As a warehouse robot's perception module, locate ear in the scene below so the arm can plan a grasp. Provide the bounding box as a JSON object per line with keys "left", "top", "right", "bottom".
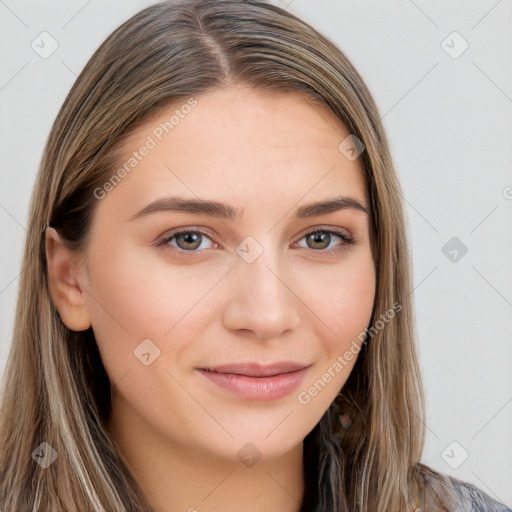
{"left": 45, "top": 227, "right": 91, "bottom": 332}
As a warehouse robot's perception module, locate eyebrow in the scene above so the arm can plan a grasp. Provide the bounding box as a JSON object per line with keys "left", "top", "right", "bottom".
{"left": 127, "top": 195, "right": 368, "bottom": 222}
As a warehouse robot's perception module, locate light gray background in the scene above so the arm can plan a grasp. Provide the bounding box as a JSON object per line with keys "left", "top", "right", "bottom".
{"left": 1, "top": 0, "right": 511, "bottom": 505}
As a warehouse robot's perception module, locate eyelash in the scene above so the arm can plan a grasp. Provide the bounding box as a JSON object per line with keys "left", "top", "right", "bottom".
{"left": 155, "top": 226, "right": 356, "bottom": 257}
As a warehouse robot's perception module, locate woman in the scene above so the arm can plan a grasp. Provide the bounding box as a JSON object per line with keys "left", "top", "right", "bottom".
{"left": 0, "top": 1, "right": 509, "bottom": 511}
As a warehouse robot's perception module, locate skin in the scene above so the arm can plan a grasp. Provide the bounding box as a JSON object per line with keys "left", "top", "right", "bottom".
{"left": 46, "top": 86, "right": 376, "bottom": 512}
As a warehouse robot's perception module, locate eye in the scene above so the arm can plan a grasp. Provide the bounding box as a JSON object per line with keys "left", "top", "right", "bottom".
{"left": 296, "top": 228, "right": 355, "bottom": 252}
{"left": 155, "top": 226, "right": 356, "bottom": 256}
{"left": 156, "top": 229, "right": 215, "bottom": 252}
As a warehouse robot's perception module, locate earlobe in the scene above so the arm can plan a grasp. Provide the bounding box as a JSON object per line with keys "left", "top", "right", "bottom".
{"left": 45, "top": 227, "right": 92, "bottom": 332}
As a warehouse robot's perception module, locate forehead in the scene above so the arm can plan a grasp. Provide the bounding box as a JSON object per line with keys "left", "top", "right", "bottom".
{"left": 100, "top": 87, "right": 368, "bottom": 216}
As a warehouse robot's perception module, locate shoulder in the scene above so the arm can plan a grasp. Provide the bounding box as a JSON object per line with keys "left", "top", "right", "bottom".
{"left": 421, "top": 473, "right": 512, "bottom": 512}
{"left": 449, "top": 478, "right": 512, "bottom": 512}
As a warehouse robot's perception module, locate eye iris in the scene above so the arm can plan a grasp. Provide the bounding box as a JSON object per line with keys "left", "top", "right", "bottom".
{"left": 307, "top": 232, "right": 330, "bottom": 249}
{"left": 176, "top": 232, "right": 201, "bottom": 250}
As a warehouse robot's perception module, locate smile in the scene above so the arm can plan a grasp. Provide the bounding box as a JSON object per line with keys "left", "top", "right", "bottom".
{"left": 197, "top": 362, "right": 311, "bottom": 401}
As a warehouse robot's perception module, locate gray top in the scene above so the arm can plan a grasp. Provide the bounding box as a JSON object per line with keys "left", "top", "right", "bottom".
{"left": 420, "top": 474, "right": 512, "bottom": 512}
{"left": 451, "top": 480, "right": 512, "bottom": 512}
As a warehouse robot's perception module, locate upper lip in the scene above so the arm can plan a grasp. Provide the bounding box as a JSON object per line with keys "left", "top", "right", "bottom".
{"left": 199, "top": 361, "right": 310, "bottom": 377}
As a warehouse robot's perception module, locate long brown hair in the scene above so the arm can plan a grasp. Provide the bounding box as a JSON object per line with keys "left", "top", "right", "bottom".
{"left": 0, "top": 1, "right": 458, "bottom": 510}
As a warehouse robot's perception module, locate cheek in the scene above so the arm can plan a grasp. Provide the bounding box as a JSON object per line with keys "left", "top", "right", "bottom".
{"left": 83, "top": 244, "right": 224, "bottom": 376}
{"left": 329, "top": 269, "right": 375, "bottom": 339}
{"left": 293, "top": 255, "right": 375, "bottom": 411}
{"left": 301, "top": 252, "right": 375, "bottom": 345}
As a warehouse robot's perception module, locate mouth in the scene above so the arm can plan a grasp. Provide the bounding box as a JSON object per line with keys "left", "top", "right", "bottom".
{"left": 197, "top": 361, "right": 311, "bottom": 401}
{"left": 199, "top": 361, "right": 310, "bottom": 377}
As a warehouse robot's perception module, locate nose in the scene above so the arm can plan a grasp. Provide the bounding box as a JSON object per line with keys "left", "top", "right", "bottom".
{"left": 221, "top": 247, "right": 301, "bottom": 340}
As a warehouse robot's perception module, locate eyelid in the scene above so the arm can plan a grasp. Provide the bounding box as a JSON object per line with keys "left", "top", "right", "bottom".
{"left": 299, "top": 224, "right": 353, "bottom": 240}
{"left": 154, "top": 226, "right": 218, "bottom": 248}
{"left": 155, "top": 224, "right": 356, "bottom": 257}
{"left": 155, "top": 225, "right": 216, "bottom": 240}
{"left": 293, "top": 226, "right": 356, "bottom": 253}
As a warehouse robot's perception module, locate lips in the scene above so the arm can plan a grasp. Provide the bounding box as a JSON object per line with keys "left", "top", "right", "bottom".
{"left": 200, "top": 361, "right": 309, "bottom": 377}
{"left": 197, "top": 361, "right": 311, "bottom": 401}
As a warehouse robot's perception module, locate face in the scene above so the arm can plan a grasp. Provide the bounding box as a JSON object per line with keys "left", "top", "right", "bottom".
{"left": 71, "top": 87, "right": 375, "bottom": 462}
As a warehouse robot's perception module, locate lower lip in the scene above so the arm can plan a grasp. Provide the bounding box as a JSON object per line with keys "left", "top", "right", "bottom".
{"left": 198, "top": 367, "right": 309, "bottom": 401}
